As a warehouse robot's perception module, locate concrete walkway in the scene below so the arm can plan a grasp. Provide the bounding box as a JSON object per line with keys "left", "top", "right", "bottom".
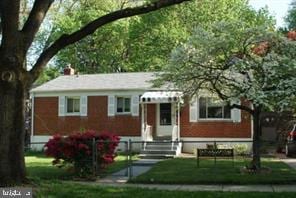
{"left": 98, "top": 159, "right": 162, "bottom": 183}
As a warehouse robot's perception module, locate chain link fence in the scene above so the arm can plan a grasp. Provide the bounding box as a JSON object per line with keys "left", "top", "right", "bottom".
{"left": 25, "top": 139, "right": 290, "bottom": 180}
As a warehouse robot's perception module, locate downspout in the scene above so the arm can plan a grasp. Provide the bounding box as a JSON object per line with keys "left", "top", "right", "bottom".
{"left": 30, "top": 92, "right": 35, "bottom": 141}
{"left": 178, "top": 101, "right": 181, "bottom": 141}
{"left": 250, "top": 103, "right": 254, "bottom": 140}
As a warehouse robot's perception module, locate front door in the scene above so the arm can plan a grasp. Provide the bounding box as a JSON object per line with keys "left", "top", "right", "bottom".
{"left": 156, "top": 103, "right": 174, "bottom": 137}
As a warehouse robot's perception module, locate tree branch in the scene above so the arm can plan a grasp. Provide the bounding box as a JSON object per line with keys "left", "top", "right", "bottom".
{"left": 209, "top": 78, "right": 228, "bottom": 100}
{"left": 29, "top": 0, "right": 191, "bottom": 81}
{"left": 0, "top": 0, "right": 20, "bottom": 48}
{"left": 209, "top": 76, "right": 255, "bottom": 115}
{"left": 0, "top": 10, "right": 2, "bottom": 35}
{"left": 231, "top": 103, "right": 254, "bottom": 115}
{"left": 22, "top": 0, "right": 54, "bottom": 51}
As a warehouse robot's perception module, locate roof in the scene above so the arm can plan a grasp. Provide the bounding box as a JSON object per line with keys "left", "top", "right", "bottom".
{"left": 31, "top": 72, "right": 164, "bottom": 93}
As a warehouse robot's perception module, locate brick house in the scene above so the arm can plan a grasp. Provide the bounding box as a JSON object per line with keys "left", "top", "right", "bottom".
{"left": 30, "top": 71, "right": 252, "bottom": 155}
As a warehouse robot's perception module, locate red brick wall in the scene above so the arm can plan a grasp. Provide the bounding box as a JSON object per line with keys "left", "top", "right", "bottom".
{"left": 180, "top": 102, "right": 251, "bottom": 138}
{"left": 34, "top": 96, "right": 251, "bottom": 138}
{"left": 34, "top": 96, "right": 141, "bottom": 136}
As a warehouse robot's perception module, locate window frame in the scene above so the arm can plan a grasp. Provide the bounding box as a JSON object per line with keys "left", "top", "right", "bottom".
{"left": 66, "top": 96, "right": 81, "bottom": 115}
{"left": 198, "top": 97, "right": 232, "bottom": 121}
{"left": 159, "top": 103, "right": 172, "bottom": 126}
{"left": 116, "top": 96, "right": 131, "bottom": 115}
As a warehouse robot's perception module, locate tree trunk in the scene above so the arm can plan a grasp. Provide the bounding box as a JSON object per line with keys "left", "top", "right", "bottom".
{"left": 251, "top": 106, "right": 262, "bottom": 169}
{"left": 0, "top": 69, "right": 27, "bottom": 186}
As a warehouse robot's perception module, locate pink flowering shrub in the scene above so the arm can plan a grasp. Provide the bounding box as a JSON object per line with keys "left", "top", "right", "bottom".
{"left": 44, "top": 130, "right": 120, "bottom": 177}
{"left": 287, "top": 30, "right": 296, "bottom": 41}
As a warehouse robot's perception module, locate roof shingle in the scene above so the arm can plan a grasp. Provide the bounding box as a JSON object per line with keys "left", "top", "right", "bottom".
{"left": 31, "top": 72, "right": 160, "bottom": 93}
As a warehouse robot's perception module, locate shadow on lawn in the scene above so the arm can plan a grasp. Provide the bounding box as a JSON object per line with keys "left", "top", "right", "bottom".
{"left": 130, "top": 158, "right": 296, "bottom": 185}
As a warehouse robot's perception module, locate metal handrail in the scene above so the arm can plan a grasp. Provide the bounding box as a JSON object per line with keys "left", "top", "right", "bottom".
{"left": 171, "top": 125, "right": 178, "bottom": 150}
{"left": 143, "top": 125, "right": 153, "bottom": 150}
{"left": 144, "top": 125, "right": 153, "bottom": 142}
{"left": 172, "top": 125, "right": 178, "bottom": 141}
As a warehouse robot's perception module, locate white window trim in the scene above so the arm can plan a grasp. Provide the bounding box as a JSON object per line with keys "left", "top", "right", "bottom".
{"left": 197, "top": 118, "right": 233, "bottom": 122}
{"left": 65, "top": 96, "right": 80, "bottom": 116}
{"left": 65, "top": 112, "right": 81, "bottom": 116}
{"left": 198, "top": 97, "right": 231, "bottom": 121}
{"left": 116, "top": 96, "right": 132, "bottom": 115}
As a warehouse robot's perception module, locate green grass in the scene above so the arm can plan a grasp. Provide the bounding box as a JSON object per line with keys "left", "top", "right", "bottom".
{"left": 25, "top": 152, "right": 131, "bottom": 181}
{"left": 26, "top": 153, "right": 74, "bottom": 181}
{"left": 25, "top": 153, "right": 296, "bottom": 197}
{"left": 131, "top": 158, "right": 296, "bottom": 184}
{"left": 35, "top": 181, "right": 296, "bottom": 198}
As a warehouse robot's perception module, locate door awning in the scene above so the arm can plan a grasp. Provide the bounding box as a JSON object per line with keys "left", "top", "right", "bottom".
{"left": 140, "top": 91, "right": 183, "bottom": 104}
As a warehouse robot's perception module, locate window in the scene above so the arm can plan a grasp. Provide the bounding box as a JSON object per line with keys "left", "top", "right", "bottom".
{"left": 199, "top": 97, "right": 231, "bottom": 119}
{"left": 116, "top": 97, "right": 131, "bottom": 113}
{"left": 159, "top": 103, "right": 172, "bottom": 125}
{"left": 66, "top": 97, "right": 80, "bottom": 114}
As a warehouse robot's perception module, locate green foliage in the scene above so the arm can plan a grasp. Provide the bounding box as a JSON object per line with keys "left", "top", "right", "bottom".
{"left": 285, "top": 0, "right": 296, "bottom": 30}
{"left": 37, "top": 0, "right": 275, "bottom": 73}
{"left": 46, "top": 0, "right": 131, "bottom": 73}
{"left": 35, "top": 67, "right": 60, "bottom": 85}
{"left": 216, "top": 144, "right": 249, "bottom": 155}
{"left": 233, "top": 144, "right": 249, "bottom": 155}
{"left": 44, "top": 131, "right": 120, "bottom": 178}
{"left": 126, "top": 0, "right": 275, "bottom": 71}
{"left": 159, "top": 22, "right": 296, "bottom": 112}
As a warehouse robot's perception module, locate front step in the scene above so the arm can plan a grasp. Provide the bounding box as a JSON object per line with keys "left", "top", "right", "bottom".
{"left": 141, "top": 150, "right": 176, "bottom": 155}
{"left": 138, "top": 154, "right": 175, "bottom": 159}
{"left": 133, "top": 159, "right": 164, "bottom": 166}
{"left": 139, "top": 141, "right": 181, "bottom": 159}
{"left": 154, "top": 136, "right": 171, "bottom": 141}
{"left": 144, "top": 146, "right": 178, "bottom": 150}
{"left": 144, "top": 143, "right": 179, "bottom": 150}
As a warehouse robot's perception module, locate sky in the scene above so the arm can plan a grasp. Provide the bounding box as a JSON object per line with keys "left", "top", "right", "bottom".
{"left": 249, "top": 0, "right": 293, "bottom": 27}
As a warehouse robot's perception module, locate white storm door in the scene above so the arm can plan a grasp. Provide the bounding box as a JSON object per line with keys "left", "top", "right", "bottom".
{"left": 156, "top": 103, "right": 174, "bottom": 137}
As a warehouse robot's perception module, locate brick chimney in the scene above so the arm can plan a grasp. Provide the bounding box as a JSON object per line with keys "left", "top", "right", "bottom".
{"left": 63, "top": 64, "right": 75, "bottom": 75}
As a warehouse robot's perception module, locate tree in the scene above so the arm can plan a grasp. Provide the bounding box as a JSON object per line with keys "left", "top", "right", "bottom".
{"left": 41, "top": 0, "right": 275, "bottom": 73}
{"left": 35, "top": 66, "right": 60, "bottom": 86}
{"left": 46, "top": 0, "right": 132, "bottom": 73}
{"left": 158, "top": 22, "right": 296, "bottom": 169}
{"left": 127, "top": 0, "right": 275, "bottom": 71}
{"left": 0, "top": 0, "right": 191, "bottom": 186}
{"left": 285, "top": 0, "right": 296, "bottom": 30}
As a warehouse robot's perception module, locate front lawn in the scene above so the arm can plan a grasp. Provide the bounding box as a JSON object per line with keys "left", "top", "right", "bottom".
{"left": 35, "top": 181, "right": 296, "bottom": 198}
{"left": 25, "top": 153, "right": 296, "bottom": 197}
{"left": 25, "top": 152, "right": 130, "bottom": 180}
{"left": 131, "top": 158, "right": 296, "bottom": 184}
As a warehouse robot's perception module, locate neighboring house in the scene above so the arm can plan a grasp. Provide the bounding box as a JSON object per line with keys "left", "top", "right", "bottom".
{"left": 30, "top": 69, "right": 252, "bottom": 155}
